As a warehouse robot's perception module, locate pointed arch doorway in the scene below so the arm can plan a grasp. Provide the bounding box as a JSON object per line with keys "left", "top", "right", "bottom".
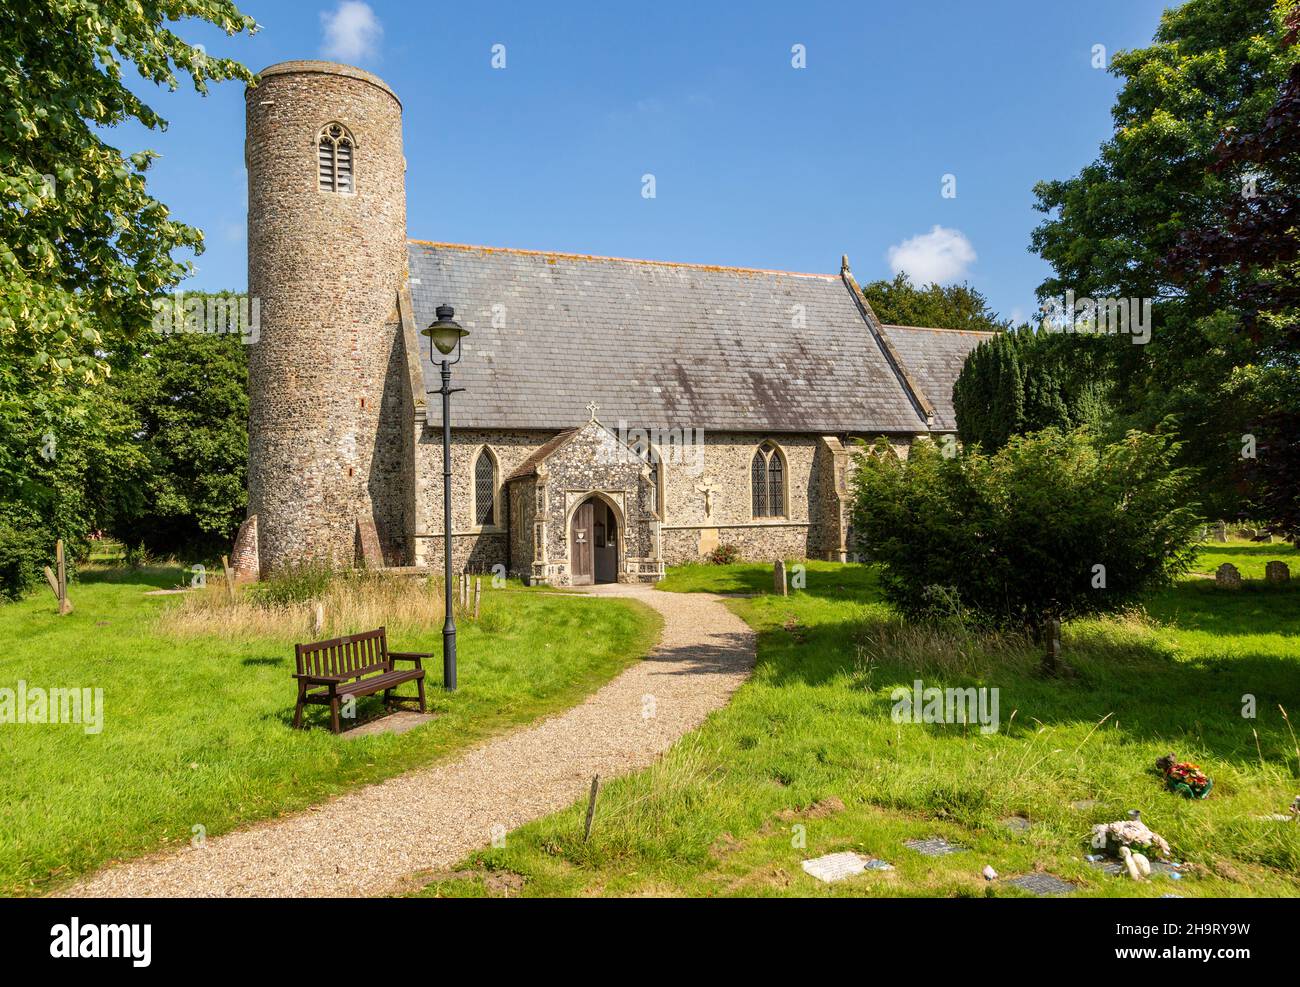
{"left": 570, "top": 495, "right": 620, "bottom": 586}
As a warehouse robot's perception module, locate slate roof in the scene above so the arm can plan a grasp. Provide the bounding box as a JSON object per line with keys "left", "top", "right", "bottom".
{"left": 506, "top": 428, "right": 578, "bottom": 481}
{"left": 407, "top": 242, "right": 970, "bottom": 434}
{"left": 880, "top": 325, "right": 994, "bottom": 431}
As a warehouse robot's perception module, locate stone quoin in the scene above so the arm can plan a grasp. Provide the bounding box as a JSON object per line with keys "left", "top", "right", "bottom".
{"left": 242, "top": 60, "right": 990, "bottom": 585}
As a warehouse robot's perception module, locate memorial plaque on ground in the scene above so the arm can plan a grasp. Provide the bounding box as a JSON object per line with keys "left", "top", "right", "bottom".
{"left": 904, "top": 837, "right": 965, "bottom": 856}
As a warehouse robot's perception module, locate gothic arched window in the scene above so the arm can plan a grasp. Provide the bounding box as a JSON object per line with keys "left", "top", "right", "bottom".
{"left": 474, "top": 448, "right": 497, "bottom": 527}
{"left": 317, "top": 123, "right": 355, "bottom": 193}
{"left": 751, "top": 441, "right": 786, "bottom": 518}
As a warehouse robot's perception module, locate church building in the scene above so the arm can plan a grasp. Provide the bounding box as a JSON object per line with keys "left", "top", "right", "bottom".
{"left": 236, "top": 60, "right": 990, "bottom": 585}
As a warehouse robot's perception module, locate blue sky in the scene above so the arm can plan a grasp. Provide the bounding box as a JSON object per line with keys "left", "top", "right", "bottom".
{"left": 125, "top": 0, "right": 1174, "bottom": 323}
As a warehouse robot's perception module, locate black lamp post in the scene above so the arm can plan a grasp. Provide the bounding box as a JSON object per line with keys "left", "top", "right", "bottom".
{"left": 422, "top": 304, "right": 469, "bottom": 691}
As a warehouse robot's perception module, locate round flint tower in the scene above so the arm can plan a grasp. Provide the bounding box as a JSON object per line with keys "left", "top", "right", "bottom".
{"left": 245, "top": 61, "right": 406, "bottom": 575}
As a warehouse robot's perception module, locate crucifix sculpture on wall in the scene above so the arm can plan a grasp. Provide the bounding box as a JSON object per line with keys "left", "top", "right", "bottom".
{"left": 694, "top": 480, "right": 722, "bottom": 520}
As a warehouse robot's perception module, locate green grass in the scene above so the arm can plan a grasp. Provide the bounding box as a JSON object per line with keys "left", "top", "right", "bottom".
{"left": 0, "top": 566, "right": 661, "bottom": 896}
{"left": 415, "top": 540, "right": 1300, "bottom": 898}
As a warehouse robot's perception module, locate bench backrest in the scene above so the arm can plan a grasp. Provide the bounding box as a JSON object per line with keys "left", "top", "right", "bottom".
{"left": 295, "top": 627, "right": 390, "bottom": 680}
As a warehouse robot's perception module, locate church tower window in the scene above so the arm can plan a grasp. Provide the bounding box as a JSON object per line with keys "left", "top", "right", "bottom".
{"left": 317, "top": 123, "right": 355, "bottom": 193}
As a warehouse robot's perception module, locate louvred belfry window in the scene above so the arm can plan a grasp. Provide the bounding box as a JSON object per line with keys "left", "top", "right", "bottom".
{"left": 318, "top": 123, "right": 355, "bottom": 193}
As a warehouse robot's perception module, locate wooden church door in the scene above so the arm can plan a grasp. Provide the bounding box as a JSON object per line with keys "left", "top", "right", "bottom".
{"left": 571, "top": 500, "right": 594, "bottom": 585}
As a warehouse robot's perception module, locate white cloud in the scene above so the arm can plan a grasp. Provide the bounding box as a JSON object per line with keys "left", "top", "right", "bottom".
{"left": 320, "top": 1, "right": 383, "bottom": 62}
{"left": 886, "top": 225, "right": 977, "bottom": 285}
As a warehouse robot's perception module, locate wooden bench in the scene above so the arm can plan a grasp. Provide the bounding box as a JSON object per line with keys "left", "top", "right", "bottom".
{"left": 292, "top": 627, "right": 430, "bottom": 733}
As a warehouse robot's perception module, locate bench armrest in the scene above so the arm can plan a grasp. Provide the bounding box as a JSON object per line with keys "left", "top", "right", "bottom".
{"left": 388, "top": 651, "right": 433, "bottom": 662}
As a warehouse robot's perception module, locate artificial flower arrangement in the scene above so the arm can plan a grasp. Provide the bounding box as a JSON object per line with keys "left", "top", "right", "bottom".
{"left": 1091, "top": 817, "right": 1173, "bottom": 860}
{"left": 1156, "top": 753, "right": 1213, "bottom": 799}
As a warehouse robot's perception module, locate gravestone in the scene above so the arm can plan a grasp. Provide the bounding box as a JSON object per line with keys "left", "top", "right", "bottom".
{"left": 1215, "top": 563, "right": 1242, "bottom": 589}
{"left": 1214, "top": 521, "right": 1227, "bottom": 543}
{"left": 1265, "top": 561, "right": 1290, "bottom": 585}
{"left": 774, "top": 559, "right": 788, "bottom": 596}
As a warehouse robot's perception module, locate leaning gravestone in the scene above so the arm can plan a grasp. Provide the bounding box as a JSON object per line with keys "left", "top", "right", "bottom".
{"left": 774, "top": 559, "right": 788, "bottom": 596}
{"left": 1266, "top": 561, "right": 1291, "bottom": 585}
{"left": 1215, "top": 563, "right": 1243, "bottom": 589}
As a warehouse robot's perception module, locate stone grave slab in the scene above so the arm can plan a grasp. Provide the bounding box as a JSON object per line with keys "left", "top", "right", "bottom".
{"left": 801, "top": 852, "right": 867, "bottom": 883}
{"left": 1001, "top": 816, "right": 1032, "bottom": 833}
{"left": 1006, "top": 873, "right": 1076, "bottom": 896}
{"left": 904, "top": 837, "right": 966, "bottom": 856}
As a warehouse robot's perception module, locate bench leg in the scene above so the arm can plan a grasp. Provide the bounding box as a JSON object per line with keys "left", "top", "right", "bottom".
{"left": 416, "top": 676, "right": 426, "bottom": 714}
{"left": 293, "top": 683, "right": 306, "bottom": 730}
{"left": 329, "top": 695, "right": 342, "bottom": 734}
{"left": 383, "top": 687, "right": 394, "bottom": 708}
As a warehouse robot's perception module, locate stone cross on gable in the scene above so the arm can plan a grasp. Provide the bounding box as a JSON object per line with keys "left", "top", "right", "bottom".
{"left": 586, "top": 401, "right": 599, "bottom": 422}
{"left": 694, "top": 480, "right": 722, "bottom": 519}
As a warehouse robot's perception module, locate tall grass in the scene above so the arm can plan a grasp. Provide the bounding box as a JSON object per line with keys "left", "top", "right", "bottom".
{"left": 157, "top": 563, "right": 467, "bottom": 641}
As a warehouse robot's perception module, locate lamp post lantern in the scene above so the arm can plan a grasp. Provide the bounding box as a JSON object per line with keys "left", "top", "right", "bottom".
{"left": 422, "top": 304, "right": 469, "bottom": 691}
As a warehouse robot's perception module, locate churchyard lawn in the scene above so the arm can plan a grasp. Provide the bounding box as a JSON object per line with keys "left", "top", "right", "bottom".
{"left": 415, "top": 543, "right": 1300, "bottom": 898}
{"left": 0, "top": 566, "right": 660, "bottom": 896}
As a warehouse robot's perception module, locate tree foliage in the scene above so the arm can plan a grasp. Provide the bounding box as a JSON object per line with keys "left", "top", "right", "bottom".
{"left": 953, "top": 329, "right": 1115, "bottom": 452}
{"left": 108, "top": 323, "right": 249, "bottom": 560}
{"left": 1167, "top": 4, "right": 1300, "bottom": 539}
{"left": 0, "top": 1, "right": 255, "bottom": 591}
{"left": 850, "top": 430, "right": 1203, "bottom": 633}
{"left": 0, "top": 0, "right": 256, "bottom": 388}
{"left": 860, "top": 272, "right": 1011, "bottom": 333}
{"left": 1029, "top": 0, "right": 1300, "bottom": 523}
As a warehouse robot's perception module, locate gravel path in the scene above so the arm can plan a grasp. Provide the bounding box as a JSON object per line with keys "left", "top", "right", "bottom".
{"left": 65, "top": 585, "right": 754, "bottom": 898}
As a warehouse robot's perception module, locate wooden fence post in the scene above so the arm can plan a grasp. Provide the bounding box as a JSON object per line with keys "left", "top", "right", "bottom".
{"left": 221, "top": 554, "right": 236, "bottom": 601}
{"left": 583, "top": 774, "right": 601, "bottom": 842}
{"left": 55, "top": 540, "right": 72, "bottom": 615}
{"left": 1042, "top": 616, "right": 1061, "bottom": 676}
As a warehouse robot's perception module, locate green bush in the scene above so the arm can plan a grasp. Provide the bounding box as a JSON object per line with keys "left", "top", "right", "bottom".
{"left": 0, "top": 523, "right": 48, "bottom": 601}
{"left": 850, "top": 428, "right": 1202, "bottom": 631}
{"left": 707, "top": 543, "right": 741, "bottom": 565}
{"left": 247, "top": 561, "right": 345, "bottom": 606}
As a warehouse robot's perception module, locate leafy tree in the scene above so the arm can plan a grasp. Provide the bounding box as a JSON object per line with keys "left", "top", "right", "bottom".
{"left": 1029, "top": 0, "right": 1299, "bottom": 521}
{"left": 953, "top": 329, "right": 1115, "bottom": 452}
{"left": 860, "top": 272, "right": 1011, "bottom": 333}
{"left": 0, "top": 1, "right": 256, "bottom": 590}
{"left": 850, "top": 429, "right": 1203, "bottom": 662}
{"left": 1167, "top": 5, "right": 1300, "bottom": 540}
{"left": 107, "top": 317, "right": 249, "bottom": 560}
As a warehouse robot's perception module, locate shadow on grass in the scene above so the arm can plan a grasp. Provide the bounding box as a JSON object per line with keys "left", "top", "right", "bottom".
{"left": 78, "top": 565, "right": 185, "bottom": 591}
{"left": 1145, "top": 581, "right": 1300, "bottom": 638}
{"left": 746, "top": 582, "right": 1300, "bottom": 772}
{"left": 662, "top": 561, "right": 881, "bottom": 602}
